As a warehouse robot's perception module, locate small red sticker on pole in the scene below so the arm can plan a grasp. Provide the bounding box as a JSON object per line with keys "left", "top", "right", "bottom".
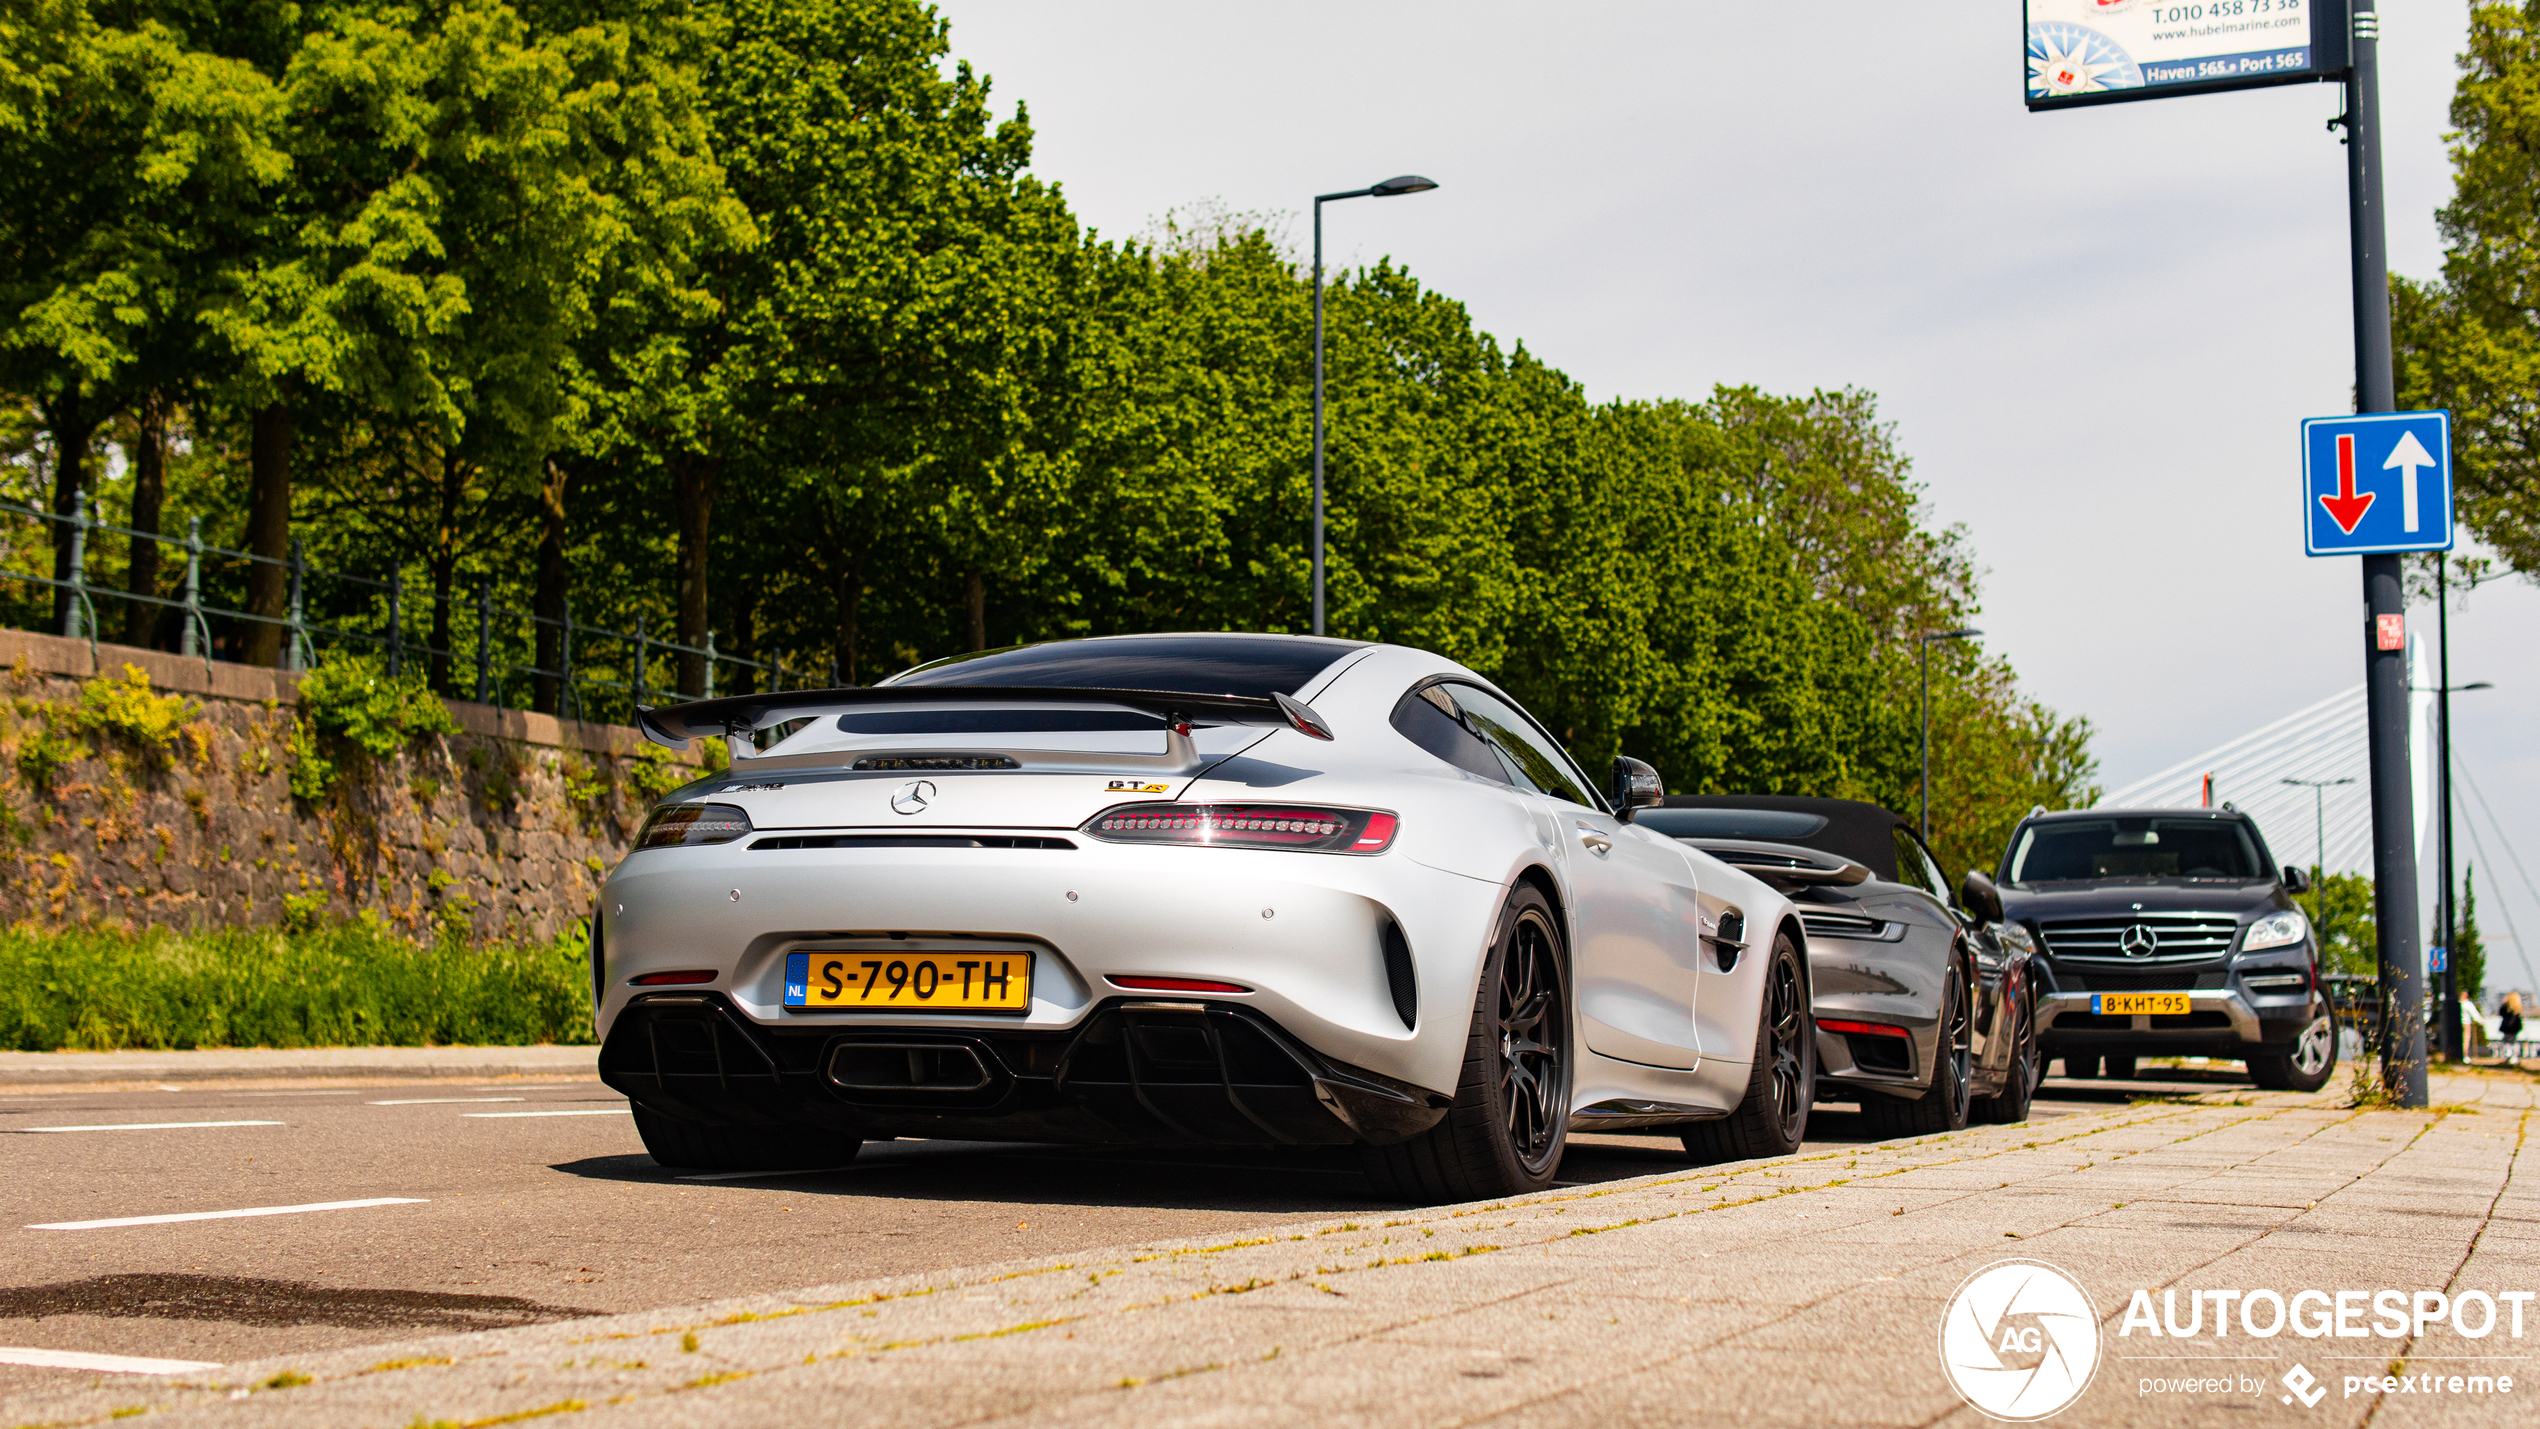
{"left": 2375, "top": 614, "right": 2405, "bottom": 651}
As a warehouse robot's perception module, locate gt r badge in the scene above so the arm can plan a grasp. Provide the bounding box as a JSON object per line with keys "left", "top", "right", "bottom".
{"left": 889, "top": 779, "right": 936, "bottom": 815}
{"left": 2121, "top": 924, "right": 2158, "bottom": 957}
{"left": 1105, "top": 780, "right": 1171, "bottom": 794}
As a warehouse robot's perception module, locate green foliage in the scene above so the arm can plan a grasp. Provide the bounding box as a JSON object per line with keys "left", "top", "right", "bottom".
{"left": 2393, "top": 2, "right": 2540, "bottom": 577}
{"left": 2308, "top": 870, "right": 2378, "bottom": 978}
{"left": 625, "top": 745, "right": 699, "bottom": 801}
{"left": 285, "top": 717, "right": 333, "bottom": 802}
{"left": 71, "top": 664, "right": 198, "bottom": 750}
{"left": 296, "top": 653, "right": 460, "bottom": 760}
{"left": 13, "top": 720, "right": 82, "bottom": 789}
{"left": 0, "top": 917, "right": 595, "bottom": 1050}
{"left": 2456, "top": 865, "right": 2487, "bottom": 1005}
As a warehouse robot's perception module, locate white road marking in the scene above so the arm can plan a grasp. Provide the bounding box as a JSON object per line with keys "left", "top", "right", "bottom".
{"left": 20, "top": 1121, "right": 284, "bottom": 1133}
{"left": 676, "top": 1165, "right": 863, "bottom": 1182}
{"left": 237, "top": 1090, "right": 360, "bottom": 1097}
{"left": 368, "top": 1097, "right": 526, "bottom": 1106}
{"left": 463, "top": 1108, "right": 631, "bottom": 1118}
{"left": 0, "top": 1346, "right": 221, "bottom": 1374}
{"left": 27, "top": 1198, "right": 426, "bottom": 1231}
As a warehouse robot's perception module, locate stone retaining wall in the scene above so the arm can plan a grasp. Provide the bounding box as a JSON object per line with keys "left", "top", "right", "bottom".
{"left": 0, "top": 629, "right": 715, "bottom": 942}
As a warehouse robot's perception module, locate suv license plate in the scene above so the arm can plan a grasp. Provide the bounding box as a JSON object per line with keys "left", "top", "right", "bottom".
{"left": 2092, "top": 992, "right": 2190, "bottom": 1016}
{"left": 785, "top": 952, "right": 1031, "bottom": 1013}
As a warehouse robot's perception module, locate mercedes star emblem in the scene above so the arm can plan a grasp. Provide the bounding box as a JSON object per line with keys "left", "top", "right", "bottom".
{"left": 2120, "top": 923, "right": 2159, "bottom": 957}
{"left": 889, "top": 779, "right": 936, "bottom": 816}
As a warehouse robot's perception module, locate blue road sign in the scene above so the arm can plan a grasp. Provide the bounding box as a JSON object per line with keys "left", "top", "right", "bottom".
{"left": 2301, "top": 411, "right": 2454, "bottom": 556}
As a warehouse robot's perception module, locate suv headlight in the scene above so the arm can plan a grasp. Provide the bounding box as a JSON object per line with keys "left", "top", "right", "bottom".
{"left": 2241, "top": 909, "right": 2309, "bottom": 953}
{"left": 637, "top": 802, "right": 754, "bottom": 848}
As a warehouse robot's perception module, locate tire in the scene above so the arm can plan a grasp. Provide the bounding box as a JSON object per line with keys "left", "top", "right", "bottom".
{"left": 1361, "top": 884, "right": 1571, "bottom": 1203}
{"left": 1862, "top": 963, "right": 1972, "bottom": 1139}
{"left": 2249, "top": 997, "right": 2338, "bottom": 1093}
{"left": 2063, "top": 1054, "right": 2100, "bottom": 1080}
{"left": 632, "top": 1104, "right": 862, "bottom": 1172}
{"left": 2103, "top": 1053, "right": 2138, "bottom": 1080}
{"left": 1682, "top": 930, "right": 1814, "bottom": 1164}
{"left": 1973, "top": 990, "right": 2037, "bottom": 1125}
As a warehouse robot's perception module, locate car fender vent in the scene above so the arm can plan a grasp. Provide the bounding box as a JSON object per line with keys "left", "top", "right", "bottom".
{"left": 1380, "top": 920, "right": 1417, "bottom": 1030}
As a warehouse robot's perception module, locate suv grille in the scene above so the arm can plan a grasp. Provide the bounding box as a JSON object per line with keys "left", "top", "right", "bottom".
{"left": 2039, "top": 914, "right": 2239, "bottom": 966}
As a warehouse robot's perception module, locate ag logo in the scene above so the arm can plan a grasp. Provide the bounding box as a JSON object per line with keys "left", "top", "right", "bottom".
{"left": 1938, "top": 1259, "right": 2100, "bottom": 1421}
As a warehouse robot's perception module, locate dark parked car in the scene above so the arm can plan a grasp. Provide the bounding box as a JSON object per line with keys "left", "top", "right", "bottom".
{"left": 1633, "top": 796, "right": 2039, "bottom": 1136}
{"left": 1994, "top": 807, "right": 2336, "bottom": 1092}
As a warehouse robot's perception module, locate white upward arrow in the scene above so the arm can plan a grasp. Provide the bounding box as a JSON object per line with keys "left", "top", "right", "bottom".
{"left": 2383, "top": 429, "right": 2438, "bottom": 533}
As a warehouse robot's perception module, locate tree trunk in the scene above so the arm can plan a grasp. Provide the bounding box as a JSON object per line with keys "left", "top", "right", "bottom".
{"left": 674, "top": 454, "right": 720, "bottom": 695}
{"left": 242, "top": 401, "right": 293, "bottom": 666}
{"left": 429, "top": 448, "right": 464, "bottom": 693}
{"left": 533, "top": 460, "right": 569, "bottom": 716}
{"left": 45, "top": 386, "right": 94, "bottom": 634}
{"left": 835, "top": 555, "right": 863, "bottom": 686}
{"left": 123, "top": 393, "right": 167, "bottom": 648}
{"left": 965, "top": 570, "right": 986, "bottom": 652}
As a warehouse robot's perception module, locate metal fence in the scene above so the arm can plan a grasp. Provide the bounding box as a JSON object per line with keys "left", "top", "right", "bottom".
{"left": 4, "top": 492, "right": 833, "bottom": 724}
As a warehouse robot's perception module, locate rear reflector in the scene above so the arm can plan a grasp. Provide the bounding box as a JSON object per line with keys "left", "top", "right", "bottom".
{"left": 1819, "top": 1018, "right": 1908, "bottom": 1039}
{"left": 1082, "top": 802, "right": 1398, "bottom": 855}
{"left": 1109, "top": 976, "right": 1252, "bottom": 994}
{"left": 630, "top": 970, "right": 718, "bottom": 986}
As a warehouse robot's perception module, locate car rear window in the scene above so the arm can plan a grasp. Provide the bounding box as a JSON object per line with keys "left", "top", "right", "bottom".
{"left": 886, "top": 635, "right": 1363, "bottom": 698}
{"left": 2007, "top": 817, "right": 2264, "bottom": 884}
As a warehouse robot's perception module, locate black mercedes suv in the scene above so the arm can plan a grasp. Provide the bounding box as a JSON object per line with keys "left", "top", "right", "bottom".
{"left": 1995, "top": 808, "right": 2337, "bottom": 1092}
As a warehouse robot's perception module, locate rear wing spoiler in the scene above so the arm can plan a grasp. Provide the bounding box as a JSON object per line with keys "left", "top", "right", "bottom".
{"left": 633, "top": 685, "right": 1334, "bottom": 753}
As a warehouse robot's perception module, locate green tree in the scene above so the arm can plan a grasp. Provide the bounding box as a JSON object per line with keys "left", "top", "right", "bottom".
{"left": 2393, "top": 2, "right": 2540, "bottom": 578}
{"left": 2456, "top": 865, "right": 2488, "bottom": 1005}
{"left": 2310, "top": 871, "right": 2378, "bottom": 978}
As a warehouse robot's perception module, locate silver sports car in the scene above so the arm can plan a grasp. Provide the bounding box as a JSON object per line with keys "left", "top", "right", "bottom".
{"left": 599, "top": 633, "right": 1815, "bottom": 1202}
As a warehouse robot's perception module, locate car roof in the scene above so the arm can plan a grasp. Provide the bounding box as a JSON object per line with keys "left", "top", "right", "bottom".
{"left": 1647, "top": 794, "right": 1907, "bottom": 882}
{"left": 2025, "top": 808, "right": 2254, "bottom": 822}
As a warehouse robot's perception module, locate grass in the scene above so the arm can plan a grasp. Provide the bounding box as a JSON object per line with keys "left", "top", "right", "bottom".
{"left": 0, "top": 917, "right": 594, "bottom": 1051}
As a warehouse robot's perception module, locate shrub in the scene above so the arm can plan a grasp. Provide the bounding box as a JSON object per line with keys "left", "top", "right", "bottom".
{"left": 289, "top": 654, "right": 460, "bottom": 799}
{"left": 74, "top": 665, "right": 198, "bottom": 750}
{"left": 0, "top": 917, "right": 595, "bottom": 1050}
{"left": 14, "top": 723, "right": 82, "bottom": 789}
{"left": 626, "top": 746, "right": 703, "bottom": 801}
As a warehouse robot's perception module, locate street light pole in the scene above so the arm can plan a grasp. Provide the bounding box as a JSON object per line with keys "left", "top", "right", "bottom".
{"left": 1312, "top": 174, "right": 1437, "bottom": 637}
{"left": 1917, "top": 627, "right": 1982, "bottom": 844}
{"left": 2416, "top": 583, "right": 2495, "bottom": 1061}
{"left": 2281, "top": 775, "right": 2356, "bottom": 933}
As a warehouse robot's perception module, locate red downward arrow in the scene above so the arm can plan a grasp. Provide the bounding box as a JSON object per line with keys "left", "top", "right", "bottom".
{"left": 2320, "top": 433, "right": 2375, "bottom": 533}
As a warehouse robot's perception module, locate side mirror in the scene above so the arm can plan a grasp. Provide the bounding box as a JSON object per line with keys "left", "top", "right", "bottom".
{"left": 1959, "top": 870, "right": 2005, "bottom": 924}
{"left": 1611, "top": 756, "right": 1663, "bottom": 819}
{"left": 2282, "top": 865, "right": 2310, "bottom": 895}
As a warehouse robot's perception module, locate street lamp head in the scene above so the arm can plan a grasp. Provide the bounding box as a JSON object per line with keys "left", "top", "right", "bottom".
{"left": 1920, "top": 626, "right": 1983, "bottom": 644}
{"left": 1370, "top": 174, "right": 1439, "bottom": 197}
{"left": 2464, "top": 681, "right": 2494, "bottom": 691}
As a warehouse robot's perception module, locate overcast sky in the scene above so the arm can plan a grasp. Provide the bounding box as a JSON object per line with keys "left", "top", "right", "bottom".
{"left": 933, "top": 1, "right": 2540, "bottom": 990}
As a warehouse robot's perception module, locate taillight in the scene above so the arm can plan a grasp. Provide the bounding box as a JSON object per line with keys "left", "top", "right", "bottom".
{"left": 638, "top": 802, "right": 753, "bottom": 848}
{"left": 1081, "top": 802, "right": 1399, "bottom": 855}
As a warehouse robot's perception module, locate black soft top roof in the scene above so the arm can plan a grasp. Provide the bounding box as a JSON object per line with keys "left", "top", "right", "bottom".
{"left": 1645, "top": 795, "right": 1907, "bottom": 882}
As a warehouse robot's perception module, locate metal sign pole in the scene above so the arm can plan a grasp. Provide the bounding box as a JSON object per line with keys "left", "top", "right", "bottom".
{"left": 2342, "top": 0, "right": 2427, "bottom": 1106}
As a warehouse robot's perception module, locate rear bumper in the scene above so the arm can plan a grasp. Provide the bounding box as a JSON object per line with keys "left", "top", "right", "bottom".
{"left": 599, "top": 991, "right": 1449, "bottom": 1147}
{"left": 2037, "top": 988, "right": 2314, "bottom": 1053}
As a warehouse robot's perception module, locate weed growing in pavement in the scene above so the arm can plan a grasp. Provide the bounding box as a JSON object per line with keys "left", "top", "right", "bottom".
{"left": 262, "top": 1371, "right": 311, "bottom": 1390}
{"left": 0, "top": 916, "right": 593, "bottom": 1050}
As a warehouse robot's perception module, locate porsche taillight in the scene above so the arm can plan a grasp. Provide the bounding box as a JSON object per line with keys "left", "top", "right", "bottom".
{"left": 1082, "top": 802, "right": 1398, "bottom": 855}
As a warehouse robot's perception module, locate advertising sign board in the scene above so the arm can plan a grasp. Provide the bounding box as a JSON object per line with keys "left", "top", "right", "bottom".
{"left": 2026, "top": 0, "right": 2351, "bottom": 111}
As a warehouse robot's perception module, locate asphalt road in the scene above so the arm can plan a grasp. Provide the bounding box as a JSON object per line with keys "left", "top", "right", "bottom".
{"left": 0, "top": 1069, "right": 2176, "bottom": 1398}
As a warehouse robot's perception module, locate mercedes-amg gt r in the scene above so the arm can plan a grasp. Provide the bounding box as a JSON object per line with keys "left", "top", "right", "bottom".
{"left": 598, "top": 634, "right": 1816, "bottom": 1202}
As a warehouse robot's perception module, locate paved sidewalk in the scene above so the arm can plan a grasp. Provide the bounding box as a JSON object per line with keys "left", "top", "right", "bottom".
{"left": 0, "top": 1045, "right": 597, "bottom": 1087}
{"left": 3, "top": 1071, "right": 2533, "bottom": 1428}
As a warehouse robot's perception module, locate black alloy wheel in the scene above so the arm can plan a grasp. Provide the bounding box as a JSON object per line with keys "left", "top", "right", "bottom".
{"left": 1973, "top": 988, "right": 2037, "bottom": 1125}
{"left": 1361, "top": 885, "right": 1572, "bottom": 1202}
{"left": 1496, "top": 906, "right": 1567, "bottom": 1171}
{"left": 1683, "top": 931, "right": 1814, "bottom": 1164}
{"left": 1862, "top": 962, "right": 1974, "bottom": 1139}
{"left": 2249, "top": 995, "right": 2339, "bottom": 1093}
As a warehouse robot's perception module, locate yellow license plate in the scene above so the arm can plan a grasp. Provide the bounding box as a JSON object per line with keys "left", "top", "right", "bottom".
{"left": 784, "top": 951, "right": 1031, "bottom": 1013}
{"left": 2092, "top": 992, "right": 2190, "bottom": 1016}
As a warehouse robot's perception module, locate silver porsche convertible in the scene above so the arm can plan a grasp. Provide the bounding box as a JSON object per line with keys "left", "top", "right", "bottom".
{"left": 598, "top": 633, "right": 1815, "bottom": 1202}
